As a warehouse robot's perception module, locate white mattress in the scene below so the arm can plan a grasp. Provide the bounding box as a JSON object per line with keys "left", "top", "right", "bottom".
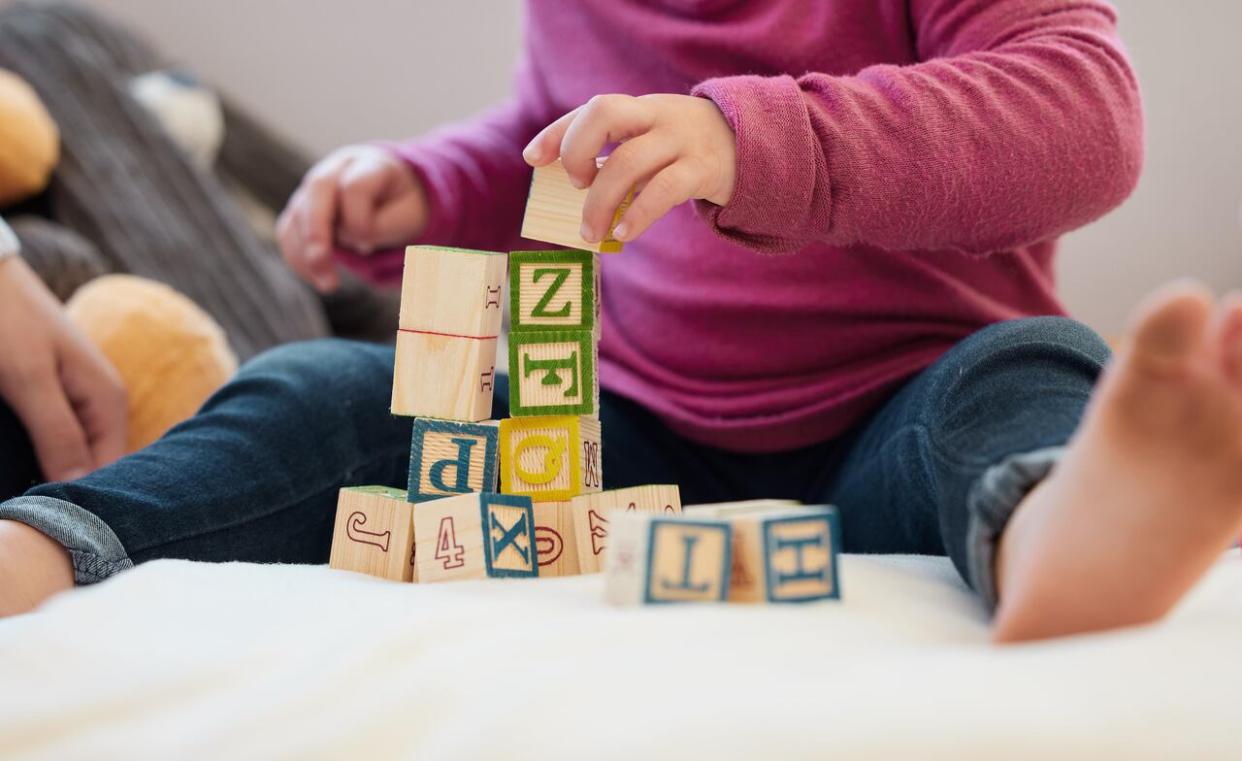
{"left": 1, "top": 551, "right": 1238, "bottom": 759}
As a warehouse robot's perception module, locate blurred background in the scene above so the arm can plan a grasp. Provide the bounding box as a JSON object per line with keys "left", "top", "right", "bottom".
{"left": 59, "top": 0, "right": 1242, "bottom": 334}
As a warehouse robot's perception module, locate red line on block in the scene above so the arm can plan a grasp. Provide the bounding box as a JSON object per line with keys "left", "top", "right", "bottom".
{"left": 399, "top": 328, "right": 499, "bottom": 341}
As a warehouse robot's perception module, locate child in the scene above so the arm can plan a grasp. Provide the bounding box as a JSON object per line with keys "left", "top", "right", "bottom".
{"left": 3, "top": 0, "right": 1241, "bottom": 643}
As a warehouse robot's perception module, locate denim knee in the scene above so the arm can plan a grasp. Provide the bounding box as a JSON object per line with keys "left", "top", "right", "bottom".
{"left": 953, "top": 316, "right": 1111, "bottom": 371}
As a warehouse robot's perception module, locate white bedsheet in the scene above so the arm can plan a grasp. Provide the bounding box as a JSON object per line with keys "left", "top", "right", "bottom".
{"left": 0, "top": 551, "right": 1238, "bottom": 760}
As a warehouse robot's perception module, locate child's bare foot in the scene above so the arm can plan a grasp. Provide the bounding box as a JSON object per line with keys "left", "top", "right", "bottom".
{"left": 0, "top": 520, "right": 74, "bottom": 617}
{"left": 993, "top": 283, "right": 1242, "bottom": 643}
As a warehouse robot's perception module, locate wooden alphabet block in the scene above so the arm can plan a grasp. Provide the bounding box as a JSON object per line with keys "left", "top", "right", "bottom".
{"left": 407, "top": 419, "right": 499, "bottom": 503}
{"left": 508, "top": 329, "right": 598, "bottom": 416}
{"left": 571, "top": 485, "right": 682, "bottom": 575}
{"left": 412, "top": 492, "right": 539, "bottom": 583}
{"left": 328, "top": 486, "right": 416, "bottom": 582}
{"left": 686, "top": 502, "right": 841, "bottom": 603}
{"left": 604, "top": 512, "right": 732, "bottom": 605}
{"left": 499, "top": 415, "right": 602, "bottom": 502}
{"left": 532, "top": 500, "right": 581, "bottom": 577}
{"left": 521, "top": 159, "right": 631, "bottom": 253}
{"left": 398, "top": 245, "right": 507, "bottom": 338}
{"left": 509, "top": 250, "right": 598, "bottom": 332}
{"left": 391, "top": 330, "right": 497, "bottom": 420}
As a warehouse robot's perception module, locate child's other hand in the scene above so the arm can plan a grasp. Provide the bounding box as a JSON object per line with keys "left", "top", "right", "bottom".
{"left": 277, "top": 145, "right": 427, "bottom": 293}
{"left": 522, "top": 94, "right": 736, "bottom": 244}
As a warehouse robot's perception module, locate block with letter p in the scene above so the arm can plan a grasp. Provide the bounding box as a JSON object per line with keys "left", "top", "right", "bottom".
{"left": 412, "top": 492, "right": 539, "bottom": 583}
{"left": 499, "top": 415, "right": 602, "bottom": 502}
{"left": 509, "top": 329, "right": 598, "bottom": 416}
{"left": 510, "top": 249, "right": 598, "bottom": 332}
{"left": 604, "top": 512, "right": 732, "bottom": 606}
{"left": 407, "top": 419, "right": 499, "bottom": 503}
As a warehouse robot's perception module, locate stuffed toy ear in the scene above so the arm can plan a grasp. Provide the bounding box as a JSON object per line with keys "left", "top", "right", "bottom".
{"left": 129, "top": 69, "right": 225, "bottom": 171}
{"left": 0, "top": 68, "right": 60, "bottom": 207}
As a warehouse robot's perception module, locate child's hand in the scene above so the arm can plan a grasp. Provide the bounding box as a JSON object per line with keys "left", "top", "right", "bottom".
{"left": 522, "top": 94, "right": 736, "bottom": 244}
{"left": 277, "top": 145, "right": 428, "bottom": 293}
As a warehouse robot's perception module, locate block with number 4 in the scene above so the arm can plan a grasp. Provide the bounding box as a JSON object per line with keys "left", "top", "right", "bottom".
{"left": 499, "top": 415, "right": 602, "bottom": 502}
{"left": 328, "top": 486, "right": 416, "bottom": 582}
{"left": 412, "top": 492, "right": 538, "bottom": 583}
{"left": 604, "top": 511, "right": 732, "bottom": 605}
{"left": 407, "top": 419, "right": 499, "bottom": 503}
{"left": 508, "top": 329, "right": 598, "bottom": 416}
{"left": 571, "top": 485, "right": 682, "bottom": 575}
{"left": 510, "top": 250, "right": 598, "bottom": 332}
{"left": 686, "top": 502, "right": 842, "bottom": 603}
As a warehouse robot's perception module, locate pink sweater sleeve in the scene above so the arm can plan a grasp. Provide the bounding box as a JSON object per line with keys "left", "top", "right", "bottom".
{"left": 691, "top": 0, "right": 1144, "bottom": 255}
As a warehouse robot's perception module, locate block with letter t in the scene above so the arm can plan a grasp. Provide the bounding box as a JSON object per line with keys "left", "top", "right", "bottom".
{"left": 499, "top": 415, "right": 602, "bottom": 502}
{"left": 604, "top": 512, "right": 732, "bottom": 605}
{"left": 328, "top": 486, "right": 416, "bottom": 582}
{"left": 412, "top": 492, "right": 539, "bottom": 583}
{"left": 685, "top": 502, "right": 842, "bottom": 603}
{"left": 407, "top": 419, "right": 499, "bottom": 503}
{"left": 509, "top": 249, "right": 598, "bottom": 332}
{"left": 508, "top": 329, "right": 598, "bottom": 416}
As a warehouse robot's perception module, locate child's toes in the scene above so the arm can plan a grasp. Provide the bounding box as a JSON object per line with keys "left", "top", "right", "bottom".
{"left": 1125, "top": 280, "right": 1214, "bottom": 373}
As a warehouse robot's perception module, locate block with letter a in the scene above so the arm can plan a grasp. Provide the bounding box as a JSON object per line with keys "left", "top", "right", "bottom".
{"left": 508, "top": 329, "right": 598, "bottom": 416}
{"left": 412, "top": 492, "right": 539, "bottom": 583}
{"left": 499, "top": 415, "right": 602, "bottom": 502}
{"left": 328, "top": 486, "right": 417, "bottom": 582}
{"left": 604, "top": 512, "right": 732, "bottom": 605}
{"left": 407, "top": 419, "right": 499, "bottom": 502}
{"left": 684, "top": 502, "right": 842, "bottom": 603}
{"left": 570, "top": 484, "right": 681, "bottom": 575}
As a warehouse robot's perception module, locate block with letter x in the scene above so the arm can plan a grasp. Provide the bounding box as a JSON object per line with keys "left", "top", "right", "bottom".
{"left": 499, "top": 415, "right": 602, "bottom": 502}
{"left": 412, "top": 492, "right": 539, "bottom": 583}
{"left": 407, "top": 419, "right": 499, "bottom": 503}
{"left": 509, "top": 249, "right": 598, "bottom": 332}
{"left": 328, "top": 486, "right": 416, "bottom": 582}
{"left": 685, "top": 502, "right": 841, "bottom": 603}
{"left": 509, "top": 329, "right": 598, "bottom": 416}
{"left": 604, "top": 512, "right": 732, "bottom": 605}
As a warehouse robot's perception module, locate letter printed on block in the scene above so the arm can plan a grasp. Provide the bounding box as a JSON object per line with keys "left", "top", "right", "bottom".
{"left": 508, "top": 330, "right": 597, "bottom": 416}
{"left": 407, "top": 419, "right": 499, "bottom": 503}
{"left": 643, "top": 519, "right": 732, "bottom": 604}
{"left": 509, "top": 250, "right": 597, "bottom": 331}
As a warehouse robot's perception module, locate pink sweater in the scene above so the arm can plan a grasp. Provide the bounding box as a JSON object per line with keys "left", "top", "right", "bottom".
{"left": 369, "top": 0, "right": 1143, "bottom": 453}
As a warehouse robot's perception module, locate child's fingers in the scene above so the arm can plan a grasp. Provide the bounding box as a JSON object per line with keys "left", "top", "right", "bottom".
{"left": 559, "top": 95, "right": 656, "bottom": 189}
{"left": 580, "top": 137, "right": 675, "bottom": 243}
{"left": 613, "top": 161, "right": 700, "bottom": 242}
{"left": 523, "top": 107, "right": 582, "bottom": 167}
{"left": 337, "top": 158, "right": 388, "bottom": 254}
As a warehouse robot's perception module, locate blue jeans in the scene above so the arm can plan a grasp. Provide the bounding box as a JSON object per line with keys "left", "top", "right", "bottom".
{"left": 0, "top": 318, "right": 1109, "bottom": 607}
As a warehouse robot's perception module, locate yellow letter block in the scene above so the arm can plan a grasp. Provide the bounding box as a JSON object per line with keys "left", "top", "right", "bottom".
{"left": 499, "top": 415, "right": 602, "bottom": 502}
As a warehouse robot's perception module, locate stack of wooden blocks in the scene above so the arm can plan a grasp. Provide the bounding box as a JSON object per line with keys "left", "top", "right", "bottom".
{"left": 326, "top": 159, "right": 843, "bottom": 605}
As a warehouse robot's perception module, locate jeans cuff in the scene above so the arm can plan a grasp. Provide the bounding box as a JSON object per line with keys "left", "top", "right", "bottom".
{"left": 965, "top": 446, "right": 1065, "bottom": 613}
{"left": 0, "top": 495, "right": 133, "bottom": 584}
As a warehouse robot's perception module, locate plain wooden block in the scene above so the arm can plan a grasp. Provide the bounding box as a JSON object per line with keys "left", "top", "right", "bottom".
{"left": 508, "top": 328, "right": 598, "bottom": 416}
{"left": 391, "top": 330, "right": 497, "bottom": 420}
{"left": 686, "top": 503, "right": 841, "bottom": 603}
{"left": 521, "top": 159, "right": 631, "bottom": 253}
{"left": 532, "top": 500, "right": 581, "bottom": 577}
{"left": 509, "top": 249, "right": 598, "bottom": 332}
{"left": 407, "top": 419, "right": 499, "bottom": 503}
{"left": 328, "top": 486, "right": 416, "bottom": 582}
{"left": 604, "top": 512, "right": 732, "bottom": 605}
{"left": 499, "top": 415, "right": 602, "bottom": 502}
{"left": 398, "top": 245, "right": 507, "bottom": 338}
{"left": 412, "top": 492, "right": 538, "bottom": 583}
{"left": 571, "top": 484, "right": 682, "bottom": 575}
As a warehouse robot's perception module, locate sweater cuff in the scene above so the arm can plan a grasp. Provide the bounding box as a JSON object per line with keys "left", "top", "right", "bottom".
{"left": 691, "top": 75, "right": 825, "bottom": 252}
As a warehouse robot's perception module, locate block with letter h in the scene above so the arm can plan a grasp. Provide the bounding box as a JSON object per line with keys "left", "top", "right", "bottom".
{"left": 499, "top": 415, "right": 602, "bottom": 502}
{"left": 391, "top": 245, "right": 506, "bottom": 421}
{"left": 604, "top": 512, "right": 732, "bottom": 605}
{"left": 686, "top": 502, "right": 842, "bottom": 603}
{"left": 407, "top": 418, "right": 499, "bottom": 503}
{"left": 412, "top": 492, "right": 539, "bottom": 583}
{"left": 571, "top": 485, "right": 682, "bottom": 575}
{"left": 328, "top": 486, "right": 416, "bottom": 582}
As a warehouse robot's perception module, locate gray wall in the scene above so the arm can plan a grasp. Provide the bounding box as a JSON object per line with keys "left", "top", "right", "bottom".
{"left": 66, "top": 1, "right": 1242, "bottom": 335}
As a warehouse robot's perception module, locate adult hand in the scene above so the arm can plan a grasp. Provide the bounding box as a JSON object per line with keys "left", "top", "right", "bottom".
{"left": 277, "top": 145, "right": 429, "bottom": 293}
{"left": 522, "top": 93, "right": 737, "bottom": 244}
{"left": 0, "top": 255, "right": 127, "bottom": 481}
